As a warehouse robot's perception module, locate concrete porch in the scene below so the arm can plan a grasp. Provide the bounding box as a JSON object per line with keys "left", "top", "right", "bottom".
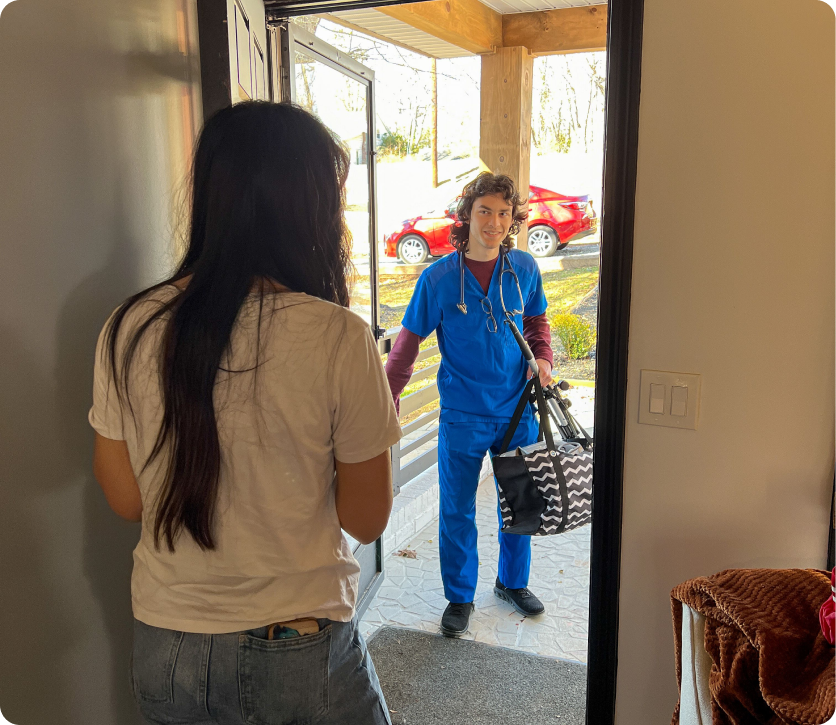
{"left": 360, "top": 385, "right": 594, "bottom": 664}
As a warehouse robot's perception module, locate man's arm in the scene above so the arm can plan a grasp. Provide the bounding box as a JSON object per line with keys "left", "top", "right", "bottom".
{"left": 523, "top": 313, "right": 554, "bottom": 387}
{"left": 384, "top": 328, "right": 425, "bottom": 415}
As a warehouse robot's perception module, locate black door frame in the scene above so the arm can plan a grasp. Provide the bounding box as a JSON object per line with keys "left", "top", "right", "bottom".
{"left": 586, "top": 2, "right": 644, "bottom": 722}
{"left": 194, "top": 1, "right": 645, "bottom": 722}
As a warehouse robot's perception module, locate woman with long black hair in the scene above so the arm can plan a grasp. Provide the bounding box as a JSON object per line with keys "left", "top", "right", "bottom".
{"left": 89, "top": 101, "right": 401, "bottom": 725}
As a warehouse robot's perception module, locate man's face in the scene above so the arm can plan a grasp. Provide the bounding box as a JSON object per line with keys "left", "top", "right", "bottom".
{"left": 468, "top": 193, "right": 514, "bottom": 253}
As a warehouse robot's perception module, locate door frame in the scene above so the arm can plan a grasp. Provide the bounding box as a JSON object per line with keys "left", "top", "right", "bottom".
{"left": 585, "top": 2, "right": 645, "bottom": 722}
{"left": 193, "top": 0, "right": 646, "bottom": 720}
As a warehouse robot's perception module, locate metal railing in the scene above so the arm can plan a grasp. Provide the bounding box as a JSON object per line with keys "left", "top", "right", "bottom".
{"left": 382, "top": 327, "right": 441, "bottom": 495}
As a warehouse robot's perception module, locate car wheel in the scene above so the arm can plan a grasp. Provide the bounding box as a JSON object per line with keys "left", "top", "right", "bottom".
{"left": 527, "top": 226, "right": 559, "bottom": 257}
{"left": 397, "top": 235, "right": 430, "bottom": 265}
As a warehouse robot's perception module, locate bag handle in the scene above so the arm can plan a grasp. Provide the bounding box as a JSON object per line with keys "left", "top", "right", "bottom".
{"left": 499, "top": 375, "right": 556, "bottom": 455}
{"left": 499, "top": 381, "right": 533, "bottom": 455}
{"left": 533, "top": 374, "right": 557, "bottom": 453}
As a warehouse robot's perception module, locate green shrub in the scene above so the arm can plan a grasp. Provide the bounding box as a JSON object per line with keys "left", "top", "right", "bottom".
{"left": 551, "top": 313, "right": 595, "bottom": 359}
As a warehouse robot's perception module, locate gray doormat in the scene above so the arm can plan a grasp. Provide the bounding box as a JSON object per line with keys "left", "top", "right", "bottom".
{"left": 366, "top": 626, "right": 587, "bottom": 725}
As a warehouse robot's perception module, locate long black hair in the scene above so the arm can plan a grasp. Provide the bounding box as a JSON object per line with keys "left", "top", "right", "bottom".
{"left": 104, "top": 101, "right": 351, "bottom": 552}
{"left": 449, "top": 172, "right": 528, "bottom": 252}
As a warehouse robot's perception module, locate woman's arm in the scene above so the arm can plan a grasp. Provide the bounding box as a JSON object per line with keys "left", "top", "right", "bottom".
{"left": 334, "top": 451, "right": 393, "bottom": 545}
{"left": 93, "top": 433, "right": 142, "bottom": 522}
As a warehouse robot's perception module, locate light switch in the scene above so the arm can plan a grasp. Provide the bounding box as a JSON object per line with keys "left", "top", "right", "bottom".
{"left": 639, "top": 370, "right": 701, "bottom": 430}
{"left": 670, "top": 386, "right": 688, "bottom": 416}
{"left": 649, "top": 384, "right": 665, "bottom": 414}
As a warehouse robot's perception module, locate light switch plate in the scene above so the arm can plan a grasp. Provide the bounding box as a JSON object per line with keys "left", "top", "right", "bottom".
{"left": 638, "top": 369, "right": 701, "bottom": 430}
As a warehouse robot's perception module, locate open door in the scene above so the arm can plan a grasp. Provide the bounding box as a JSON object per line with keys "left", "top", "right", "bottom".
{"left": 277, "top": 22, "right": 381, "bottom": 338}
{"left": 276, "top": 20, "right": 386, "bottom": 615}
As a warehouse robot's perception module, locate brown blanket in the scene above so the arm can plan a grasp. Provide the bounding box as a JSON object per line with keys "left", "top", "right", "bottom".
{"left": 671, "top": 568, "right": 834, "bottom": 725}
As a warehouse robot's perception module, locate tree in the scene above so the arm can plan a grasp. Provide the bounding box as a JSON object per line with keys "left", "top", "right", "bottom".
{"left": 295, "top": 20, "right": 439, "bottom": 162}
{"left": 532, "top": 53, "right": 606, "bottom": 154}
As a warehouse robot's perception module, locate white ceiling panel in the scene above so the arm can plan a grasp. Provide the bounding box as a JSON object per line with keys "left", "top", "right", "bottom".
{"left": 328, "top": 9, "right": 475, "bottom": 58}
{"left": 480, "top": 0, "right": 599, "bottom": 13}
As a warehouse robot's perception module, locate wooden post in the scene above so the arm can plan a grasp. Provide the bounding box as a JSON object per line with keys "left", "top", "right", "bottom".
{"left": 479, "top": 46, "right": 534, "bottom": 250}
{"left": 431, "top": 58, "right": 439, "bottom": 188}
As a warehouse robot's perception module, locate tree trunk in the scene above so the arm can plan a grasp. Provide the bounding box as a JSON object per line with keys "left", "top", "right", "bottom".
{"left": 431, "top": 58, "right": 438, "bottom": 188}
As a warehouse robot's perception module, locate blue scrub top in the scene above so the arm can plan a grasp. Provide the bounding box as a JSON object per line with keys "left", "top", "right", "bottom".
{"left": 401, "top": 249, "right": 548, "bottom": 420}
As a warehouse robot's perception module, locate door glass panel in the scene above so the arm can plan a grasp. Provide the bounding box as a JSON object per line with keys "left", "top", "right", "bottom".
{"left": 253, "top": 39, "right": 266, "bottom": 100}
{"left": 293, "top": 49, "right": 374, "bottom": 329}
{"left": 234, "top": 3, "right": 252, "bottom": 98}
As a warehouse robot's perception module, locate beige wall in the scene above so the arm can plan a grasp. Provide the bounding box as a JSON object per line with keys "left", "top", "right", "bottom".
{"left": 0, "top": 1, "right": 200, "bottom": 722}
{"left": 615, "top": 1, "right": 835, "bottom": 723}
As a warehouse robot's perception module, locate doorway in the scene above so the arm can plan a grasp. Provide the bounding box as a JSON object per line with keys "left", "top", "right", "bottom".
{"left": 195, "top": 0, "right": 645, "bottom": 721}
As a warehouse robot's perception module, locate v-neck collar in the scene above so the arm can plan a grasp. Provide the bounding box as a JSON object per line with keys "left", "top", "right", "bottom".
{"left": 462, "top": 253, "right": 501, "bottom": 299}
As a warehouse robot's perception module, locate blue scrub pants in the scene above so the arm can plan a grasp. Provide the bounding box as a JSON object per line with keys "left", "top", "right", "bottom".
{"left": 437, "top": 409, "right": 540, "bottom": 604}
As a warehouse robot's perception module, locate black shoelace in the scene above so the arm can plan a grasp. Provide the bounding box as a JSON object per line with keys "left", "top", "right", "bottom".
{"left": 447, "top": 602, "right": 472, "bottom": 613}
{"left": 508, "top": 587, "right": 535, "bottom": 598}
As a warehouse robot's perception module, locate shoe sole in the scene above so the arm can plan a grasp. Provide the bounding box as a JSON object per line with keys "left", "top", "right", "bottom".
{"left": 439, "top": 624, "right": 468, "bottom": 638}
{"left": 494, "top": 587, "right": 545, "bottom": 617}
{"left": 440, "top": 606, "right": 474, "bottom": 638}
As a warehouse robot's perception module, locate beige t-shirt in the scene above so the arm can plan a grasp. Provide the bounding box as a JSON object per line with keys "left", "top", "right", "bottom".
{"left": 89, "top": 287, "right": 402, "bottom": 633}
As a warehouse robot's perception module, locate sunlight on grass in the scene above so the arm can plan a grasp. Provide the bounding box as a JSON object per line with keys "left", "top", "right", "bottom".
{"left": 541, "top": 267, "right": 599, "bottom": 315}
{"left": 379, "top": 275, "right": 421, "bottom": 307}
{"left": 376, "top": 265, "right": 601, "bottom": 418}
{"left": 378, "top": 266, "right": 599, "bottom": 333}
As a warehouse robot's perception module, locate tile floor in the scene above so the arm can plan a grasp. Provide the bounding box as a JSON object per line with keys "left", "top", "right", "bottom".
{"left": 360, "top": 472, "right": 591, "bottom": 664}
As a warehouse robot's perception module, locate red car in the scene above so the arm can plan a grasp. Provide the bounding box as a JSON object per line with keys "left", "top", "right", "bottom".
{"left": 383, "top": 185, "right": 597, "bottom": 264}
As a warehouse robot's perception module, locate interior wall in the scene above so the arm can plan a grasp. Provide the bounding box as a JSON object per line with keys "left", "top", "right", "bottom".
{"left": 0, "top": 1, "right": 200, "bottom": 723}
{"left": 615, "top": 1, "right": 835, "bottom": 723}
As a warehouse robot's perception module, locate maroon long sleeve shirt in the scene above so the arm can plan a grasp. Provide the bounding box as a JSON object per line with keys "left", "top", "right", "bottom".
{"left": 385, "top": 255, "right": 552, "bottom": 412}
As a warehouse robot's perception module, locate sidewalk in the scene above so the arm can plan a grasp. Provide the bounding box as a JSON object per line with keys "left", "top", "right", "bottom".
{"left": 360, "top": 474, "right": 592, "bottom": 663}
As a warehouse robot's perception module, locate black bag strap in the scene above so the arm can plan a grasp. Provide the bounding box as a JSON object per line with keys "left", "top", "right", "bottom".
{"left": 499, "top": 380, "right": 534, "bottom": 454}
{"left": 533, "top": 374, "right": 557, "bottom": 453}
{"left": 499, "top": 375, "right": 557, "bottom": 455}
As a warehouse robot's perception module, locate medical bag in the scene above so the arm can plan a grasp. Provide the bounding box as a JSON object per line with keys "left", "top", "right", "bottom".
{"left": 492, "top": 375, "right": 593, "bottom": 536}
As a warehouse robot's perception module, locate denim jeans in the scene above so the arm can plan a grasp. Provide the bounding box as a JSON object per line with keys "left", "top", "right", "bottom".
{"left": 130, "top": 616, "right": 391, "bottom": 725}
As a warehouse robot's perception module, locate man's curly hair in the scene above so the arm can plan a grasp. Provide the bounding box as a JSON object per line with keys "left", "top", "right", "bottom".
{"left": 449, "top": 172, "right": 528, "bottom": 253}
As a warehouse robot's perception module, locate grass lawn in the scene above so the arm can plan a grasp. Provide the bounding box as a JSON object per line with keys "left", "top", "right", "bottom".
{"left": 378, "top": 265, "right": 599, "bottom": 331}
{"left": 375, "top": 264, "right": 600, "bottom": 423}
{"left": 541, "top": 267, "right": 599, "bottom": 314}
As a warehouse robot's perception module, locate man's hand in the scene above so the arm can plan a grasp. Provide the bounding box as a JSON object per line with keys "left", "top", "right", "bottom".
{"left": 526, "top": 359, "right": 553, "bottom": 388}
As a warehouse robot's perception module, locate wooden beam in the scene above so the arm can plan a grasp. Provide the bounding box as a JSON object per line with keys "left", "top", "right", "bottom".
{"left": 379, "top": 0, "right": 501, "bottom": 55}
{"left": 479, "top": 46, "right": 533, "bottom": 250}
{"left": 503, "top": 5, "right": 607, "bottom": 56}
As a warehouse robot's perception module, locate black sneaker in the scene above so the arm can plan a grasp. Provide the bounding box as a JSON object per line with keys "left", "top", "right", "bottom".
{"left": 440, "top": 602, "right": 474, "bottom": 637}
{"left": 494, "top": 578, "right": 545, "bottom": 616}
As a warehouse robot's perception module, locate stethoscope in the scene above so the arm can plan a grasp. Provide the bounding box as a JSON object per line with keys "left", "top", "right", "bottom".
{"left": 455, "top": 246, "right": 594, "bottom": 449}
{"left": 456, "top": 246, "right": 524, "bottom": 323}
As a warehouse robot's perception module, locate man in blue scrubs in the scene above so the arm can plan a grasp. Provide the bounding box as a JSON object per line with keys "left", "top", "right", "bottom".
{"left": 385, "top": 172, "right": 554, "bottom": 636}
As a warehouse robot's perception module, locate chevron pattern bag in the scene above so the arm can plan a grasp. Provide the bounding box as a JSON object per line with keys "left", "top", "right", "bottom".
{"left": 492, "top": 377, "right": 593, "bottom": 536}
